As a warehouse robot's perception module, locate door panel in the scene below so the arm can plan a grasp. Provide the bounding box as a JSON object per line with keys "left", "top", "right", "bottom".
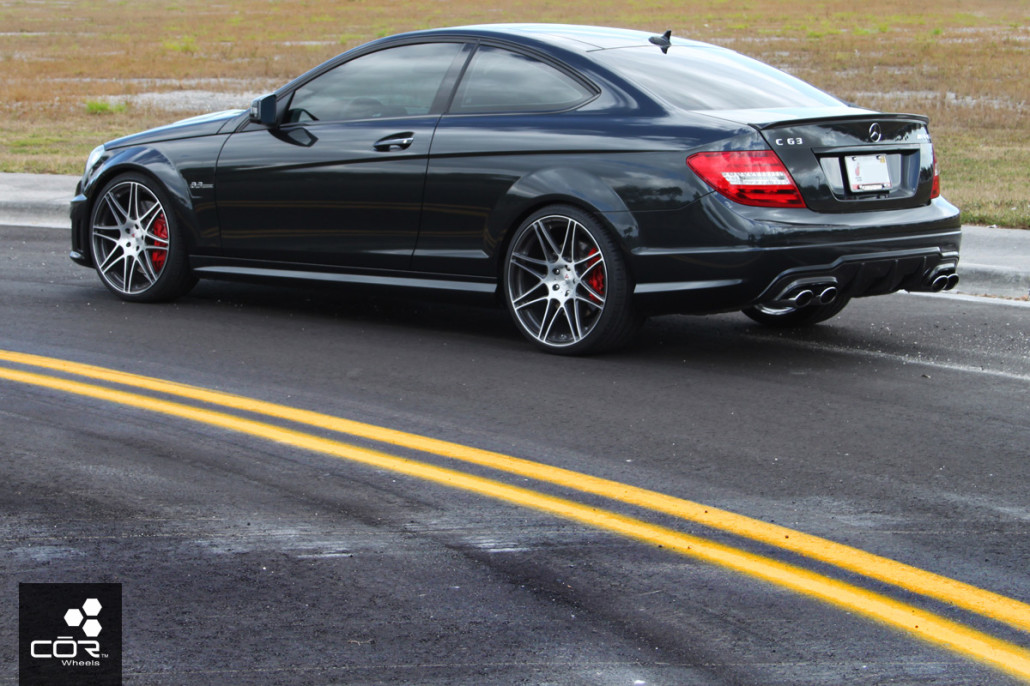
{"left": 213, "top": 41, "right": 466, "bottom": 270}
{"left": 216, "top": 119, "right": 436, "bottom": 269}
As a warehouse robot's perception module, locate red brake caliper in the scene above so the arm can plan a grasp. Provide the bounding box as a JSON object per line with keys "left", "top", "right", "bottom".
{"left": 151, "top": 213, "right": 168, "bottom": 271}
{"left": 585, "top": 248, "right": 605, "bottom": 303}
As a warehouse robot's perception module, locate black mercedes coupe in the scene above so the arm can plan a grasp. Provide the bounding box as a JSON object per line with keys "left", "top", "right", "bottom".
{"left": 70, "top": 24, "right": 962, "bottom": 354}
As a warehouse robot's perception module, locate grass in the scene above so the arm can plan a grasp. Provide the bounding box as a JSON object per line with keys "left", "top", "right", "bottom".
{"left": 85, "top": 100, "right": 128, "bottom": 115}
{"left": 1, "top": 0, "right": 1027, "bottom": 228}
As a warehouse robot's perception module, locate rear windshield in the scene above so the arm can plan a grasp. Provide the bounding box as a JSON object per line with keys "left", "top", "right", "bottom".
{"left": 593, "top": 45, "right": 842, "bottom": 111}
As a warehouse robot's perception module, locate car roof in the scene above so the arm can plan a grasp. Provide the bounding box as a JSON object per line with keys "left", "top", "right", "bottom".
{"left": 397, "top": 23, "right": 715, "bottom": 53}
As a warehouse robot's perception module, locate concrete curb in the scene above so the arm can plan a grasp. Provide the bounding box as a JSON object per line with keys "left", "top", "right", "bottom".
{"left": 0, "top": 173, "right": 76, "bottom": 229}
{"left": 1, "top": 173, "right": 1026, "bottom": 299}
{"left": 957, "top": 264, "right": 1030, "bottom": 299}
{"left": 956, "top": 226, "right": 1030, "bottom": 299}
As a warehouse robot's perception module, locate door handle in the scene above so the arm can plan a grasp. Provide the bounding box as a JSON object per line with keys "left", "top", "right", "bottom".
{"left": 373, "top": 132, "right": 415, "bottom": 151}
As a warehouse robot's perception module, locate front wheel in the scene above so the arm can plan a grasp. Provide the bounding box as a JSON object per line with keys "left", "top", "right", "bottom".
{"left": 89, "top": 173, "right": 196, "bottom": 302}
{"left": 504, "top": 206, "right": 640, "bottom": 355}
{"left": 742, "top": 296, "right": 851, "bottom": 327}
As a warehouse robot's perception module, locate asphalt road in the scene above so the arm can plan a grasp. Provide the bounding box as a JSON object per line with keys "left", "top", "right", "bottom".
{"left": 2, "top": 224, "right": 1029, "bottom": 685}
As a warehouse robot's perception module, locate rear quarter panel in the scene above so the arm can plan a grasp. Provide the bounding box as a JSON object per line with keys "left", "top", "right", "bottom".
{"left": 414, "top": 111, "right": 746, "bottom": 277}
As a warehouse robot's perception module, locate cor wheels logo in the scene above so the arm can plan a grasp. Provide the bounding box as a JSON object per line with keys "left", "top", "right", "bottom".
{"left": 19, "top": 583, "right": 122, "bottom": 686}
{"left": 30, "top": 597, "right": 104, "bottom": 659}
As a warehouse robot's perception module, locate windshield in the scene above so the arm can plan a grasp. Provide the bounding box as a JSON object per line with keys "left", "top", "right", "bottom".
{"left": 594, "top": 45, "right": 843, "bottom": 111}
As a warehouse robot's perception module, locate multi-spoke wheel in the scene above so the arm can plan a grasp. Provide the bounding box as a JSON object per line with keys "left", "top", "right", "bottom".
{"left": 504, "top": 206, "right": 640, "bottom": 354}
{"left": 742, "top": 296, "right": 851, "bottom": 327}
{"left": 89, "top": 174, "right": 195, "bottom": 302}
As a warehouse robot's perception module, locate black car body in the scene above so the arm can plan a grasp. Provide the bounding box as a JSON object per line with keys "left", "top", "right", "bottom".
{"left": 70, "top": 24, "right": 961, "bottom": 353}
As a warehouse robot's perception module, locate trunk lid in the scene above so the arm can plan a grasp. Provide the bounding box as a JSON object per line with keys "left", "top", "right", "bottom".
{"left": 753, "top": 113, "right": 937, "bottom": 213}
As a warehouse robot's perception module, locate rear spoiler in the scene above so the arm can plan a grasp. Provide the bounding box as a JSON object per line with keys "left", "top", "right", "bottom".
{"left": 755, "top": 112, "right": 929, "bottom": 130}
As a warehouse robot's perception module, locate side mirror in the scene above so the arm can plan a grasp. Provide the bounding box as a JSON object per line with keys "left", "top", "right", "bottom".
{"left": 249, "top": 94, "right": 277, "bottom": 127}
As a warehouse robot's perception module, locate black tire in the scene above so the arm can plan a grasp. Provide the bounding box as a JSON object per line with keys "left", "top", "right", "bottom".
{"left": 742, "top": 296, "right": 851, "bottom": 327}
{"left": 89, "top": 173, "right": 196, "bottom": 302}
{"left": 503, "top": 205, "right": 641, "bottom": 355}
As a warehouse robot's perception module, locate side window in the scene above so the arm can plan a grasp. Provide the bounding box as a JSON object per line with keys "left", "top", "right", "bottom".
{"left": 451, "top": 46, "right": 595, "bottom": 114}
{"left": 287, "top": 42, "right": 463, "bottom": 123}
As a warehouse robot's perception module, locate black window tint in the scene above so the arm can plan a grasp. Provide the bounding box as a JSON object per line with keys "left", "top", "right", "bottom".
{"left": 594, "top": 46, "right": 842, "bottom": 111}
{"left": 451, "top": 45, "right": 594, "bottom": 114}
{"left": 287, "top": 42, "right": 463, "bottom": 122}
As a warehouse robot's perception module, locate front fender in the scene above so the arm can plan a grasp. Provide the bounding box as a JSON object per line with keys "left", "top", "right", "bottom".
{"left": 71, "top": 144, "right": 218, "bottom": 267}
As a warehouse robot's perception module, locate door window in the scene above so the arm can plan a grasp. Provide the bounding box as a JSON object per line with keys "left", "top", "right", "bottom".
{"left": 287, "top": 42, "right": 464, "bottom": 123}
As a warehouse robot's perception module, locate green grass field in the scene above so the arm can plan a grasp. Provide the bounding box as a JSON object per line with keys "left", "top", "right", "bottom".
{"left": 1, "top": 0, "right": 1027, "bottom": 227}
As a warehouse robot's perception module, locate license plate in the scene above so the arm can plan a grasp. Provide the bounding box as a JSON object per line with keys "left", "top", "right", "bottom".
{"left": 844, "top": 154, "right": 892, "bottom": 192}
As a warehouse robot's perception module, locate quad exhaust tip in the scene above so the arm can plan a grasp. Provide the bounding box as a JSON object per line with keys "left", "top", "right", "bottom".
{"left": 765, "top": 267, "right": 958, "bottom": 310}
{"left": 771, "top": 282, "right": 839, "bottom": 309}
{"left": 930, "top": 271, "right": 960, "bottom": 292}
{"left": 818, "top": 286, "right": 839, "bottom": 304}
{"left": 790, "top": 289, "right": 815, "bottom": 308}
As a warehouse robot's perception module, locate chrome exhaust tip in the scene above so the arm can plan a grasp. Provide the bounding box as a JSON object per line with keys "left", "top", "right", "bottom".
{"left": 765, "top": 279, "right": 839, "bottom": 310}
{"left": 791, "top": 289, "right": 815, "bottom": 308}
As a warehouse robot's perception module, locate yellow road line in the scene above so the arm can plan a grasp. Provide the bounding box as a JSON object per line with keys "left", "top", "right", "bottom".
{"left": 3, "top": 348, "right": 1029, "bottom": 638}
{"left": 2, "top": 363, "right": 1030, "bottom": 681}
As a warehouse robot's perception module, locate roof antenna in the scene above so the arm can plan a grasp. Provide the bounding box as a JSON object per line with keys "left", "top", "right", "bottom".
{"left": 649, "top": 29, "right": 672, "bottom": 54}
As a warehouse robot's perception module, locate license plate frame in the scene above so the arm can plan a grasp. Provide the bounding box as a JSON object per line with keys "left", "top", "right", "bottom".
{"left": 844, "top": 154, "right": 892, "bottom": 193}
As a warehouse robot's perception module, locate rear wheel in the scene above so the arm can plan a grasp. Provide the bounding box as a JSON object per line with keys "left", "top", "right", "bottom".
{"left": 742, "top": 297, "right": 851, "bottom": 327}
{"left": 89, "top": 174, "right": 196, "bottom": 302}
{"left": 504, "top": 206, "right": 640, "bottom": 355}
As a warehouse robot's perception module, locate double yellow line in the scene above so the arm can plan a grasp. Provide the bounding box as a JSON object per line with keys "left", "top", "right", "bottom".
{"left": 2, "top": 348, "right": 1029, "bottom": 681}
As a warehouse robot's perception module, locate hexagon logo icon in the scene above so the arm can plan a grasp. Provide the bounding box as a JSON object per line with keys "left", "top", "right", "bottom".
{"left": 63, "top": 608, "right": 84, "bottom": 628}
{"left": 82, "top": 618, "right": 102, "bottom": 638}
{"left": 82, "top": 598, "right": 102, "bottom": 617}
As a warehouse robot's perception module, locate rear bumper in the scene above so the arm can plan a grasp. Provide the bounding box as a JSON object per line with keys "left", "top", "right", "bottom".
{"left": 627, "top": 194, "right": 962, "bottom": 314}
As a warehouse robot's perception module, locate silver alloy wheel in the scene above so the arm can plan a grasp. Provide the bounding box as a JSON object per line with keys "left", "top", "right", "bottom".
{"left": 506, "top": 213, "right": 608, "bottom": 349}
{"left": 91, "top": 180, "right": 170, "bottom": 295}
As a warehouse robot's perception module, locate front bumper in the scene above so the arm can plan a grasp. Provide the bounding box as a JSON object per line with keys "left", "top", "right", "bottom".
{"left": 69, "top": 186, "right": 92, "bottom": 267}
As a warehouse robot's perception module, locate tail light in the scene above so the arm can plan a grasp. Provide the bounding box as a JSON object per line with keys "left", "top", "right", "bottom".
{"left": 931, "top": 151, "right": 941, "bottom": 199}
{"left": 687, "top": 150, "right": 806, "bottom": 208}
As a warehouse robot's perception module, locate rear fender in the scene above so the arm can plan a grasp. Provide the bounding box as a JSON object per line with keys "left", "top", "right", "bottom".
{"left": 486, "top": 166, "right": 640, "bottom": 263}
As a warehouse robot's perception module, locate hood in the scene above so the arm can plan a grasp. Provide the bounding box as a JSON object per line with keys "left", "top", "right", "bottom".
{"left": 106, "top": 109, "right": 245, "bottom": 149}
